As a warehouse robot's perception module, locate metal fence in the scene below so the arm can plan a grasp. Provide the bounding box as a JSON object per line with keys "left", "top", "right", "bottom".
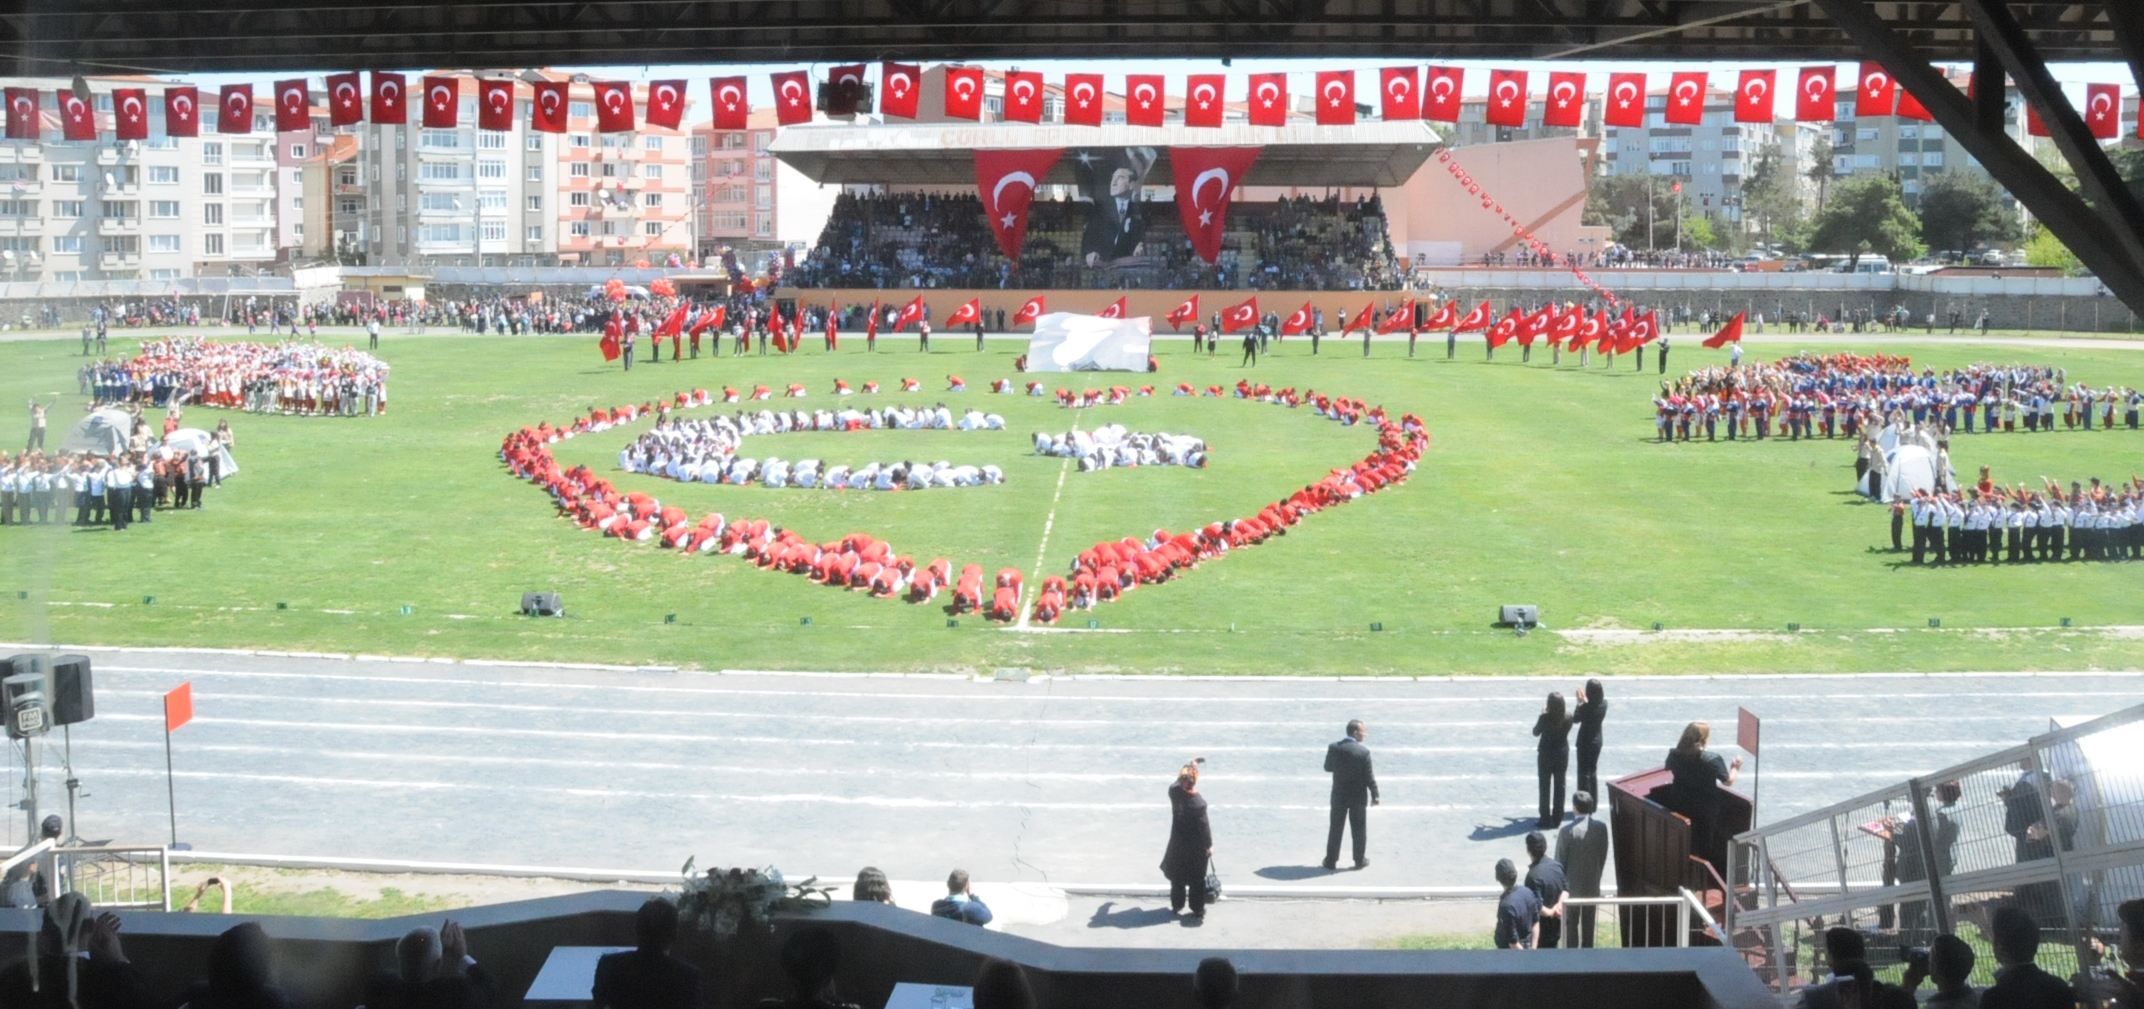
{"left": 58, "top": 845, "right": 172, "bottom": 912}
{"left": 1726, "top": 701, "right": 2144, "bottom": 991}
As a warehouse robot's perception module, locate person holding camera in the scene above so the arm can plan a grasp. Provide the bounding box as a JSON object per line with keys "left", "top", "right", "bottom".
{"left": 1161, "top": 759, "right": 1213, "bottom": 920}
{"left": 1899, "top": 934, "right": 1981, "bottom": 1009}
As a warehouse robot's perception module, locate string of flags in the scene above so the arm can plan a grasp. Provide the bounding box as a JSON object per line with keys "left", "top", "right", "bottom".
{"left": 1433, "top": 148, "right": 1623, "bottom": 310}
{"left": 4, "top": 63, "right": 2133, "bottom": 141}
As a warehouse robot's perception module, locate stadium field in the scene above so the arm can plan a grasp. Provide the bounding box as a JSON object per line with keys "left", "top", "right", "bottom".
{"left": 3, "top": 329, "right": 2142, "bottom": 675}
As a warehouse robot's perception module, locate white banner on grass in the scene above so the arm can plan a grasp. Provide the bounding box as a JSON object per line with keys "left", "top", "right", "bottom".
{"left": 1025, "top": 312, "right": 1152, "bottom": 372}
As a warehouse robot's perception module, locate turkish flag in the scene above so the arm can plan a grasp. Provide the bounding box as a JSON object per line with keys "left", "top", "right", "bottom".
{"left": 600, "top": 329, "right": 621, "bottom": 362}
{"left": 1797, "top": 66, "right": 1836, "bottom": 122}
{"left": 478, "top": 80, "right": 515, "bottom": 131}
{"left": 943, "top": 66, "right": 985, "bottom": 121}
{"left": 975, "top": 147, "right": 1064, "bottom": 260}
{"left": 1064, "top": 73, "right": 1104, "bottom": 126}
{"left": 767, "top": 301, "right": 785, "bottom": 343}
{"left": 1097, "top": 297, "right": 1128, "bottom": 320}
{"left": 218, "top": 85, "right": 254, "bottom": 134}
{"left": 946, "top": 299, "right": 982, "bottom": 326}
{"left": 690, "top": 305, "right": 726, "bottom": 335}
{"left": 1736, "top": 70, "right": 1775, "bottom": 124}
{"left": 1452, "top": 300, "right": 1494, "bottom": 333}
{"left": 1702, "top": 312, "right": 1745, "bottom": 349}
{"left": 1487, "top": 310, "right": 1522, "bottom": 347}
{"left": 1486, "top": 69, "right": 1528, "bottom": 127}
{"left": 1517, "top": 305, "right": 1554, "bottom": 346}
{"left": 645, "top": 80, "right": 686, "bottom": 129}
{"left": 1377, "top": 300, "right": 1416, "bottom": 333}
{"left": 532, "top": 82, "right": 570, "bottom": 133}
{"left": 710, "top": 77, "right": 748, "bottom": 130}
{"left": 594, "top": 82, "right": 634, "bottom": 132}
{"left": 1572, "top": 311, "right": 1606, "bottom": 351}
{"left": 2086, "top": 83, "right": 2121, "bottom": 140}
{"left": 1248, "top": 73, "right": 1288, "bottom": 126}
{"left": 59, "top": 90, "right": 96, "bottom": 142}
{"left": 1281, "top": 302, "right": 1314, "bottom": 335}
{"left": 1315, "top": 70, "right": 1355, "bottom": 125}
{"left": 1170, "top": 145, "right": 1262, "bottom": 264}
{"left": 825, "top": 65, "right": 867, "bottom": 116}
{"left": 1897, "top": 86, "right": 1933, "bottom": 122}
{"left": 1665, "top": 72, "right": 1707, "bottom": 125}
{"left": 1552, "top": 306, "right": 1583, "bottom": 346}
{"left": 1422, "top": 300, "right": 1457, "bottom": 330}
{"left": 1631, "top": 310, "right": 1661, "bottom": 345}
{"left": 2026, "top": 102, "right": 2049, "bottom": 137}
{"left": 1604, "top": 73, "right": 1646, "bottom": 128}
{"left": 325, "top": 73, "right": 362, "bottom": 127}
{"left": 421, "top": 77, "right": 457, "bottom": 128}
{"left": 1185, "top": 74, "right": 1225, "bottom": 128}
{"left": 1125, "top": 74, "right": 1165, "bottom": 126}
{"left": 1005, "top": 71, "right": 1045, "bottom": 123}
{"left": 1379, "top": 67, "right": 1418, "bottom": 121}
{"left": 273, "top": 79, "right": 310, "bottom": 133}
{"left": 1013, "top": 295, "right": 1046, "bottom": 325}
{"left": 1351, "top": 300, "right": 1378, "bottom": 334}
{"left": 1856, "top": 62, "right": 1896, "bottom": 117}
{"left": 1424, "top": 66, "right": 1463, "bottom": 123}
{"left": 113, "top": 88, "right": 149, "bottom": 140}
{"left": 163, "top": 86, "right": 199, "bottom": 137}
{"left": 1221, "top": 297, "right": 1259, "bottom": 334}
{"left": 1543, "top": 72, "right": 1585, "bottom": 128}
{"left": 773, "top": 71, "right": 813, "bottom": 125}
{"left": 881, "top": 63, "right": 921, "bottom": 119}
{"left": 1165, "top": 294, "right": 1199, "bottom": 328}
{"left": 371, "top": 72, "right": 406, "bottom": 125}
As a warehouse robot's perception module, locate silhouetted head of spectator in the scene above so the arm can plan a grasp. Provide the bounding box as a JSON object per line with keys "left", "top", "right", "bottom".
{"left": 395, "top": 927, "right": 440, "bottom": 983}
{"left": 1495, "top": 859, "right": 1518, "bottom": 888}
{"left": 1573, "top": 791, "right": 1597, "bottom": 816}
{"left": 634, "top": 897, "right": 679, "bottom": 954}
{"left": 1823, "top": 927, "right": 1866, "bottom": 973}
{"left": 780, "top": 926, "right": 841, "bottom": 1000}
{"left": 1193, "top": 957, "right": 1238, "bottom": 1009}
{"left": 945, "top": 869, "right": 971, "bottom": 896}
{"left": 1346, "top": 720, "right": 1366, "bottom": 741}
{"left": 852, "top": 867, "right": 893, "bottom": 904}
{"left": 40, "top": 891, "right": 90, "bottom": 957}
{"left": 1929, "top": 934, "right": 1975, "bottom": 992}
{"left": 1584, "top": 679, "right": 1604, "bottom": 706}
{"left": 972, "top": 958, "right": 1034, "bottom": 1009}
{"left": 39, "top": 815, "right": 62, "bottom": 842}
{"left": 1935, "top": 781, "right": 1962, "bottom": 806}
{"left": 207, "top": 921, "right": 276, "bottom": 994}
{"left": 1525, "top": 831, "right": 1548, "bottom": 861}
{"left": 1990, "top": 906, "right": 2041, "bottom": 968}
{"left": 2117, "top": 899, "right": 2144, "bottom": 975}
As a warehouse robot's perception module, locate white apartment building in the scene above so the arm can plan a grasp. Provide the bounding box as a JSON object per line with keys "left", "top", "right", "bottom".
{"left": 1595, "top": 87, "right": 1824, "bottom": 229}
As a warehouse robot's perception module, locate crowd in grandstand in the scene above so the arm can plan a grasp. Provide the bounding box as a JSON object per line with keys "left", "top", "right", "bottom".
{"left": 80, "top": 338, "right": 390, "bottom": 417}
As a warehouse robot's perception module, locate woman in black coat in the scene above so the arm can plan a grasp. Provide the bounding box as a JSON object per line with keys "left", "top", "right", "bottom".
{"left": 1533, "top": 692, "right": 1572, "bottom": 829}
{"left": 1161, "top": 761, "right": 1213, "bottom": 919}
{"left": 1573, "top": 679, "right": 1608, "bottom": 798}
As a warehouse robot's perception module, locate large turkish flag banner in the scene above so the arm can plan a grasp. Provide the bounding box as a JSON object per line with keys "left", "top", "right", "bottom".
{"left": 975, "top": 147, "right": 1065, "bottom": 260}
{"left": 1170, "top": 145, "right": 1262, "bottom": 264}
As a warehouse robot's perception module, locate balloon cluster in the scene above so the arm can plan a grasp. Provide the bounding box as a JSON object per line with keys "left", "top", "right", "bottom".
{"left": 1435, "top": 150, "right": 1621, "bottom": 309}
{"left": 650, "top": 278, "right": 678, "bottom": 299}
{"left": 604, "top": 278, "right": 628, "bottom": 303}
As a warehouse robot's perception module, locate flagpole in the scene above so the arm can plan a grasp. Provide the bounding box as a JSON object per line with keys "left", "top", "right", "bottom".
{"left": 163, "top": 720, "right": 178, "bottom": 848}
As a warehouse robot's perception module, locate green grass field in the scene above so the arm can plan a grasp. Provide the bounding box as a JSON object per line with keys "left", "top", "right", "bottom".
{"left": 4, "top": 328, "right": 2143, "bottom": 675}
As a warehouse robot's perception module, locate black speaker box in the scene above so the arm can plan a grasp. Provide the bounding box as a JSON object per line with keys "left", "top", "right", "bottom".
{"left": 521, "top": 592, "right": 563, "bottom": 617}
{"left": 50, "top": 654, "right": 92, "bottom": 726}
{"left": 1500, "top": 604, "right": 1540, "bottom": 627}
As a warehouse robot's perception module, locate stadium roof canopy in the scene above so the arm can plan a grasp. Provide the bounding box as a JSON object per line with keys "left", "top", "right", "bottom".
{"left": 2, "top": 1, "right": 2125, "bottom": 74}
{"left": 772, "top": 121, "right": 1442, "bottom": 189}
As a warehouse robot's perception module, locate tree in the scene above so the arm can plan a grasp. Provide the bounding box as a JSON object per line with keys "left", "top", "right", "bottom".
{"left": 1806, "top": 135, "right": 1836, "bottom": 212}
{"left": 1917, "top": 172, "right": 2019, "bottom": 258}
{"left": 1583, "top": 173, "right": 1683, "bottom": 250}
{"left": 1806, "top": 174, "right": 1927, "bottom": 268}
{"left": 1741, "top": 146, "right": 1807, "bottom": 253}
{"left": 2022, "top": 221, "right": 2086, "bottom": 275}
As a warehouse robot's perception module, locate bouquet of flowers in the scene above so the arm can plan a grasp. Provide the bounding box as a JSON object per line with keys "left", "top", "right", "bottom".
{"left": 676, "top": 859, "right": 836, "bottom": 939}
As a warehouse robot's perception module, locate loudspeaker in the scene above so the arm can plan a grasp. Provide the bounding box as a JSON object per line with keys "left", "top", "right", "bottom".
{"left": 3, "top": 671, "right": 47, "bottom": 739}
{"left": 521, "top": 592, "right": 563, "bottom": 617}
{"left": 1500, "top": 604, "right": 1540, "bottom": 628}
{"left": 49, "top": 655, "right": 92, "bottom": 727}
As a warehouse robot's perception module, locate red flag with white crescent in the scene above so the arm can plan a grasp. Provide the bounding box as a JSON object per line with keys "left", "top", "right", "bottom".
{"left": 893, "top": 295, "right": 925, "bottom": 331}
{"left": 772, "top": 71, "right": 813, "bottom": 126}
{"left": 710, "top": 77, "right": 749, "bottom": 130}
{"left": 1856, "top": 63, "right": 1896, "bottom": 118}
{"left": 1485, "top": 69, "right": 1529, "bottom": 128}
{"left": 767, "top": 302, "right": 785, "bottom": 347}
{"left": 1097, "top": 297, "right": 1128, "bottom": 320}
{"left": 881, "top": 64, "right": 920, "bottom": 119}
{"left": 1452, "top": 300, "right": 1494, "bottom": 333}
{"left": 1487, "top": 310, "right": 1522, "bottom": 347}
{"left": 1665, "top": 72, "right": 1707, "bottom": 125}
{"left": 1516, "top": 305, "right": 1554, "bottom": 346}
{"left": 1898, "top": 85, "right": 1934, "bottom": 123}
{"left": 943, "top": 67, "right": 985, "bottom": 121}
{"left": 532, "top": 82, "right": 569, "bottom": 133}
{"left": 1703, "top": 312, "right": 1746, "bottom": 349}
{"left": 644, "top": 80, "right": 686, "bottom": 129}
{"left": 163, "top": 86, "right": 199, "bottom": 137}
{"left": 1170, "top": 145, "right": 1262, "bottom": 265}
{"left": 1352, "top": 300, "right": 1378, "bottom": 334}
{"left": 1281, "top": 302, "right": 1314, "bottom": 335}
{"left": 1573, "top": 311, "right": 1608, "bottom": 352}
{"left": 1797, "top": 66, "right": 1836, "bottom": 123}
{"left": 1736, "top": 69, "right": 1776, "bottom": 124}
{"left": 975, "top": 147, "right": 1065, "bottom": 261}
{"left": 690, "top": 305, "right": 726, "bottom": 335}
{"left": 1184, "top": 74, "right": 1225, "bottom": 128}
{"left": 274, "top": 79, "right": 310, "bottom": 134}
{"left": 1422, "top": 300, "right": 1458, "bottom": 330}
{"left": 1125, "top": 74, "right": 1165, "bottom": 127}
{"left": 1552, "top": 305, "right": 1583, "bottom": 346}
{"left": 325, "top": 73, "right": 363, "bottom": 127}
{"left": 1604, "top": 73, "right": 1646, "bottom": 128}
{"left": 370, "top": 73, "right": 405, "bottom": 125}
{"left": 478, "top": 80, "right": 515, "bottom": 132}
{"left": 600, "top": 331, "right": 621, "bottom": 362}
{"left": 593, "top": 81, "right": 634, "bottom": 133}
{"left": 421, "top": 77, "right": 457, "bottom": 129}
{"left": 656, "top": 305, "right": 689, "bottom": 337}
{"left": 1013, "top": 295, "right": 1046, "bottom": 325}
{"left": 113, "top": 88, "right": 150, "bottom": 141}
{"left": 1064, "top": 74, "right": 1104, "bottom": 127}
{"left": 1379, "top": 67, "right": 1418, "bottom": 121}
{"left": 1315, "top": 70, "right": 1355, "bottom": 125}
{"left": 1424, "top": 67, "right": 1464, "bottom": 123}
{"left": 59, "top": 90, "right": 97, "bottom": 142}
{"left": 2086, "top": 83, "right": 2121, "bottom": 140}
{"left": 1377, "top": 300, "right": 1416, "bottom": 334}
{"left": 1005, "top": 71, "right": 1046, "bottom": 124}
{"left": 1247, "top": 73, "right": 1288, "bottom": 127}
{"left": 218, "top": 85, "right": 255, "bottom": 134}
{"left": 825, "top": 304, "right": 839, "bottom": 350}
{"left": 1542, "top": 72, "right": 1585, "bottom": 129}
{"left": 1165, "top": 295, "right": 1199, "bottom": 328}
{"left": 946, "top": 299, "right": 982, "bottom": 326}
{"left": 1221, "top": 297, "right": 1259, "bottom": 334}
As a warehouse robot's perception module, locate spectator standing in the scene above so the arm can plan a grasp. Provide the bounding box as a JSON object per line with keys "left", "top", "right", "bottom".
{"left": 1493, "top": 858, "right": 1540, "bottom": 950}
{"left": 1161, "top": 760, "right": 1213, "bottom": 920}
{"left": 1193, "top": 958, "right": 1238, "bottom": 1009}
{"left": 1322, "top": 720, "right": 1379, "bottom": 871}
{"left": 1556, "top": 791, "right": 1610, "bottom": 949}
{"left": 970, "top": 960, "right": 1035, "bottom": 1009}
{"left": 1665, "top": 721, "right": 1740, "bottom": 873}
{"left": 173, "top": 921, "right": 289, "bottom": 1009}
{"left": 1573, "top": 680, "right": 1607, "bottom": 798}
{"left": 1893, "top": 781, "right": 1962, "bottom": 944}
{"left": 849, "top": 868, "right": 893, "bottom": 904}
{"left": 592, "top": 898, "right": 701, "bottom": 1009}
{"left": 1522, "top": 831, "right": 1567, "bottom": 949}
{"left": 25, "top": 396, "right": 52, "bottom": 452}
{"left": 1980, "top": 906, "right": 2074, "bottom": 1009}
{"left": 1532, "top": 692, "right": 1572, "bottom": 828}
{"left": 929, "top": 870, "right": 993, "bottom": 925}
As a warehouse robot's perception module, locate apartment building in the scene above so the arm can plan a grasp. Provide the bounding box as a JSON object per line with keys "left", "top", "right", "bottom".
{"left": 1825, "top": 71, "right": 2017, "bottom": 207}
{"left": 549, "top": 76, "right": 694, "bottom": 267}
{"left": 691, "top": 108, "right": 783, "bottom": 258}
{"left": 1594, "top": 87, "right": 1825, "bottom": 229}
{"left": 0, "top": 75, "right": 279, "bottom": 282}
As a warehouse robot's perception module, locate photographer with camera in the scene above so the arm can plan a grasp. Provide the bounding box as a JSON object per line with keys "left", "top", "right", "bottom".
{"left": 1899, "top": 934, "right": 1981, "bottom": 1009}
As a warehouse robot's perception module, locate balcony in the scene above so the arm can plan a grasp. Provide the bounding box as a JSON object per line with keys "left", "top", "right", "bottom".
{"left": 0, "top": 217, "right": 41, "bottom": 234}
{"left": 97, "top": 217, "right": 141, "bottom": 234}
{"left": 96, "top": 147, "right": 122, "bottom": 166}
{"left": 98, "top": 251, "right": 141, "bottom": 268}
{"left": 334, "top": 183, "right": 365, "bottom": 196}
{"left": 231, "top": 215, "right": 278, "bottom": 229}
{"left": 1, "top": 147, "right": 40, "bottom": 162}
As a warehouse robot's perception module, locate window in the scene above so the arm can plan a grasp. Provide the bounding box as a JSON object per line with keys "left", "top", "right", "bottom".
{"left": 290, "top": 169, "right": 302, "bottom": 184}
{"left": 477, "top": 132, "right": 505, "bottom": 149}
{"left": 644, "top": 135, "right": 663, "bottom": 150}
{"left": 419, "top": 192, "right": 463, "bottom": 211}
{"left": 1924, "top": 124, "right": 1944, "bottom": 138}
{"left": 598, "top": 220, "right": 617, "bottom": 236}
{"left": 601, "top": 134, "right": 623, "bottom": 148}
{"left": 419, "top": 223, "right": 464, "bottom": 243}
{"left": 478, "top": 160, "right": 505, "bottom": 179}
{"left": 338, "top": 197, "right": 362, "bottom": 214}
{"left": 478, "top": 190, "right": 506, "bottom": 211}
{"left": 642, "top": 163, "right": 662, "bottom": 179}
{"left": 1924, "top": 151, "right": 1945, "bottom": 167}
{"left": 692, "top": 135, "right": 709, "bottom": 154}
{"left": 754, "top": 132, "right": 771, "bottom": 151}
{"left": 571, "top": 162, "right": 590, "bottom": 178}
{"left": 719, "top": 184, "right": 748, "bottom": 204}
{"left": 398, "top": 225, "right": 406, "bottom": 243}
{"left": 1900, "top": 125, "right": 1918, "bottom": 139}
{"left": 101, "top": 200, "right": 138, "bottom": 219}
{"left": 569, "top": 221, "right": 590, "bottom": 236}
{"left": 1899, "top": 153, "right": 1920, "bottom": 166}
{"left": 644, "top": 221, "right": 662, "bottom": 236}
{"left": 721, "top": 132, "right": 744, "bottom": 149}
{"left": 234, "top": 141, "right": 266, "bottom": 160}
{"left": 708, "top": 211, "right": 746, "bottom": 230}
{"left": 0, "top": 237, "right": 36, "bottom": 252}
{"left": 570, "top": 102, "right": 592, "bottom": 119}
{"left": 202, "top": 204, "right": 224, "bottom": 225}
{"left": 396, "top": 162, "right": 405, "bottom": 181}
{"left": 202, "top": 173, "right": 224, "bottom": 195}
{"left": 291, "top": 196, "right": 303, "bottom": 209}
{"left": 754, "top": 160, "right": 773, "bottom": 181}
{"left": 755, "top": 185, "right": 771, "bottom": 209}
{"left": 148, "top": 234, "right": 181, "bottom": 252}
{"left": 481, "top": 220, "right": 505, "bottom": 241}
{"left": 148, "top": 200, "right": 180, "bottom": 218}
{"left": 397, "top": 193, "right": 406, "bottom": 211}
{"left": 53, "top": 201, "right": 84, "bottom": 218}
{"left": 100, "top": 235, "right": 138, "bottom": 254}
{"left": 525, "top": 134, "right": 543, "bottom": 151}
{"left": 1858, "top": 128, "right": 1879, "bottom": 141}
{"left": 525, "top": 195, "right": 542, "bottom": 211}
{"left": 396, "top": 130, "right": 405, "bottom": 149}
{"left": 40, "top": 165, "right": 71, "bottom": 182}
{"left": 570, "top": 134, "right": 591, "bottom": 148}
{"left": 755, "top": 213, "right": 772, "bottom": 236}
{"left": 0, "top": 200, "right": 34, "bottom": 217}
{"left": 202, "top": 142, "right": 223, "bottom": 165}
{"left": 290, "top": 143, "right": 308, "bottom": 158}
{"left": 569, "top": 191, "right": 590, "bottom": 207}
{"left": 148, "top": 165, "right": 179, "bottom": 184}
{"left": 643, "top": 192, "right": 662, "bottom": 207}
{"left": 53, "top": 236, "right": 84, "bottom": 253}
{"left": 419, "top": 161, "right": 463, "bottom": 180}
{"left": 526, "top": 164, "right": 543, "bottom": 181}
{"left": 526, "top": 225, "right": 543, "bottom": 241}
{"left": 600, "top": 162, "right": 618, "bottom": 177}
{"left": 149, "top": 269, "right": 180, "bottom": 279}
{"left": 420, "top": 129, "right": 462, "bottom": 149}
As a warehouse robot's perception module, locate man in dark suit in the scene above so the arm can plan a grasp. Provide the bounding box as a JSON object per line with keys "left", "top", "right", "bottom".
{"left": 1980, "top": 906, "right": 2075, "bottom": 1009}
{"left": 593, "top": 898, "right": 701, "bottom": 1009}
{"left": 1323, "top": 719, "right": 1379, "bottom": 870}
{"left": 1081, "top": 167, "right": 1148, "bottom": 265}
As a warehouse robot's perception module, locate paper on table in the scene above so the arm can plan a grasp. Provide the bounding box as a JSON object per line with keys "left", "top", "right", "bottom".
{"left": 883, "top": 982, "right": 975, "bottom": 1009}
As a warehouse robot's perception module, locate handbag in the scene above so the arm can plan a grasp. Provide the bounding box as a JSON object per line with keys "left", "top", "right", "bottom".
{"left": 1201, "top": 858, "right": 1223, "bottom": 905}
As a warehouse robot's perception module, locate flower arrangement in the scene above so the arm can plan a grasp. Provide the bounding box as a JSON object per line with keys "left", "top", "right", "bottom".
{"left": 675, "top": 859, "right": 836, "bottom": 939}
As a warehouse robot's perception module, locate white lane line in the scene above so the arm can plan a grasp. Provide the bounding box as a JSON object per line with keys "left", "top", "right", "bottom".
{"left": 1015, "top": 429, "right": 1076, "bottom": 630}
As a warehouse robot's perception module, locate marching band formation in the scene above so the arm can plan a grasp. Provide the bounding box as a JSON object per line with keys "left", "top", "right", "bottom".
{"left": 1899, "top": 475, "right": 2144, "bottom": 566}
{"left": 81, "top": 339, "right": 391, "bottom": 417}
